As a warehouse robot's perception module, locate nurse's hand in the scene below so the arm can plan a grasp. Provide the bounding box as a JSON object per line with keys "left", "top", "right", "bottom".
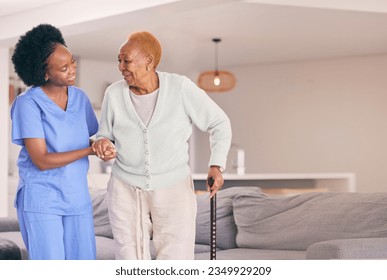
{"left": 103, "top": 146, "right": 116, "bottom": 161}
{"left": 92, "top": 138, "right": 116, "bottom": 161}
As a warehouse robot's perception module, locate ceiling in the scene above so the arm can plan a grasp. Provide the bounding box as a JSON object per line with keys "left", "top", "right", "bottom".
{"left": 2, "top": 0, "right": 387, "bottom": 74}
{"left": 0, "top": 0, "right": 68, "bottom": 17}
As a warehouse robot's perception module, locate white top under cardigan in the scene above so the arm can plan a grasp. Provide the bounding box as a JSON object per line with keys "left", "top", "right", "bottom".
{"left": 129, "top": 88, "right": 159, "bottom": 126}
{"left": 97, "top": 71, "right": 232, "bottom": 190}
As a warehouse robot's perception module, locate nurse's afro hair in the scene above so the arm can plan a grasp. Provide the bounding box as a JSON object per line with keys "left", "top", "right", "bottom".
{"left": 11, "top": 24, "right": 66, "bottom": 86}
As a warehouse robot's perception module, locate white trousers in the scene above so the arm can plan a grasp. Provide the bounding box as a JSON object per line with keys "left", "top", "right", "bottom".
{"left": 107, "top": 175, "right": 197, "bottom": 260}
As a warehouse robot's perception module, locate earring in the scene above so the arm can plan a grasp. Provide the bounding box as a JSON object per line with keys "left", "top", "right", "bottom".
{"left": 45, "top": 76, "right": 48, "bottom": 82}
{"left": 147, "top": 67, "right": 151, "bottom": 71}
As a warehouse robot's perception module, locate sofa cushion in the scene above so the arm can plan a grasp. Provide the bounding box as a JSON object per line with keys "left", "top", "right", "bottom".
{"left": 91, "top": 191, "right": 113, "bottom": 239}
{"left": 306, "top": 237, "right": 387, "bottom": 259}
{"left": 95, "top": 236, "right": 115, "bottom": 260}
{"left": 194, "top": 244, "right": 211, "bottom": 254}
{"left": 233, "top": 192, "right": 387, "bottom": 251}
{"left": 195, "top": 186, "right": 262, "bottom": 250}
{"left": 195, "top": 248, "right": 305, "bottom": 260}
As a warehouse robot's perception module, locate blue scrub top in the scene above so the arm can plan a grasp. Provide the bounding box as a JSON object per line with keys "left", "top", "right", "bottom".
{"left": 10, "top": 86, "right": 99, "bottom": 215}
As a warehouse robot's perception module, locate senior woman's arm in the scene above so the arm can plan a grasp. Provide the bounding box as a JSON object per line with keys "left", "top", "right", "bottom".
{"left": 182, "top": 78, "right": 232, "bottom": 169}
{"left": 93, "top": 87, "right": 116, "bottom": 160}
{"left": 96, "top": 87, "right": 115, "bottom": 141}
{"left": 182, "top": 78, "right": 232, "bottom": 196}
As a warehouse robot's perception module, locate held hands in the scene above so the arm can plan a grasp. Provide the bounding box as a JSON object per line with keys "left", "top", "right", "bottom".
{"left": 92, "top": 138, "right": 117, "bottom": 161}
{"left": 207, "top": 166, "right": 224, "bottom": 198}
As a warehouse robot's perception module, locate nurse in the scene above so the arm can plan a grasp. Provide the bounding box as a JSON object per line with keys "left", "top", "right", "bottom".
{"left": 10, "top": 24, "right": 112, "bottom": 259}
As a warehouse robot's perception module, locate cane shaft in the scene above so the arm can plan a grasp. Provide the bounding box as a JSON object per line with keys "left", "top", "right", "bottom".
{"left": 208, "top": 177, "right": 216, "bottom": 260}
{"left": 210, "top": 193, "right": 216, "bottom": 260}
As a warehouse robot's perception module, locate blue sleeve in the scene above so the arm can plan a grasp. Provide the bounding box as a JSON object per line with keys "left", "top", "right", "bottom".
{"left": 10, "top": 96, "right": 45, "bottom": 146}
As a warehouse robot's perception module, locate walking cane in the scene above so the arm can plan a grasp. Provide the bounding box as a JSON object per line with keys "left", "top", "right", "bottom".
{"left": 207, "top": 177, "right": 216, "bottom": 260}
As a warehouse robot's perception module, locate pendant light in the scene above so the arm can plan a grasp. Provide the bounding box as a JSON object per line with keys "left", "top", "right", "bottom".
{"left": 198, "top": 38, "right": 236, "bottom": 93}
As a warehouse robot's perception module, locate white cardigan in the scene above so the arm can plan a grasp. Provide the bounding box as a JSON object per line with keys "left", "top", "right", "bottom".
{"left": 97, "top": 71, "right": 232, "bottom": 190}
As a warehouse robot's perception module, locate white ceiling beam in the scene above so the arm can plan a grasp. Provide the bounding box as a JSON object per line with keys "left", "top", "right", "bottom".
{"left": 0, "top": 0, "right": 182, "bottom": 44}
{"left": 243, "top": 0, "right": 387, "bottom": 14}
{"left": 0, "top": 0, "right": 241, "bottom": 46}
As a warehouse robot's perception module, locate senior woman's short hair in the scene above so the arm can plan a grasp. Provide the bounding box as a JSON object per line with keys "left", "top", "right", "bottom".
{"left": 12, "top": 24, "right": 66, "bottom": 86}
{"left": 128, "top": 31, "right": 162, "bottom": 68}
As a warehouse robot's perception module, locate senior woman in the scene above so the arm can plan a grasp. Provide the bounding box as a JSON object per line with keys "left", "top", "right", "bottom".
{"left": 93, "top": 31, "right": 232, "bottom": 260}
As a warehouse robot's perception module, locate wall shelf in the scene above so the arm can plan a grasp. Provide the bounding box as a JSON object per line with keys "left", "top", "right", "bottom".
{"left": 192, "top": 172, "right": 356, "bottom": 193}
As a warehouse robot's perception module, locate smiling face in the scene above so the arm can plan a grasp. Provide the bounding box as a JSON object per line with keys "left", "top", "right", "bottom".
{"left": 118, "top": 40, "right": 150, "bottom": 87}
{"left": 45, "top": 44, "right": 77, "bottom": 86}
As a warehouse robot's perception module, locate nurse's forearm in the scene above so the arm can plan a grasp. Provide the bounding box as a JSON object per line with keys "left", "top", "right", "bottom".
{"left": 33, "top": 147, "right": 94, "bottom": 171}
{"left": 24, "top": 138, "right": 94, "bottom": 171}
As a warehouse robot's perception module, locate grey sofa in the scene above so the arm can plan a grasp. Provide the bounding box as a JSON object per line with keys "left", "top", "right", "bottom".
{"left": 1, "top": 186, "right": 387, "bottom": 260}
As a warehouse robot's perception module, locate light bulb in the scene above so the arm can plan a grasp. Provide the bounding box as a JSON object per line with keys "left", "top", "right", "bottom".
{"left": 214, "top": 76, "right": 220, "bottom": 86}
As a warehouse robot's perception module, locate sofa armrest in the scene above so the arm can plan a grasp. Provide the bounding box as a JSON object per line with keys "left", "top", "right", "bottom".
{"left": 306, "top": 237, "right": 387, "bottom": 259}
{"left": 0, "top": 237, "right": 22, "bottom": 260}
{"left": 0, "top": 217, "right": 20, "bottom": 232}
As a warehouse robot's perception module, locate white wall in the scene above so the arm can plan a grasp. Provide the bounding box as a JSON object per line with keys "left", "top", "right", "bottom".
{"left": 77, "top": 59, "right": 122, "bottom": 173}
{"left": 0, "top": 48, "right": 10, "bottom": 217}
{"left": 194, "top": 54, "right": 387, "bottom": 193}
{"left": 77, "top": 59, "right": 122, "bottom": 109}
